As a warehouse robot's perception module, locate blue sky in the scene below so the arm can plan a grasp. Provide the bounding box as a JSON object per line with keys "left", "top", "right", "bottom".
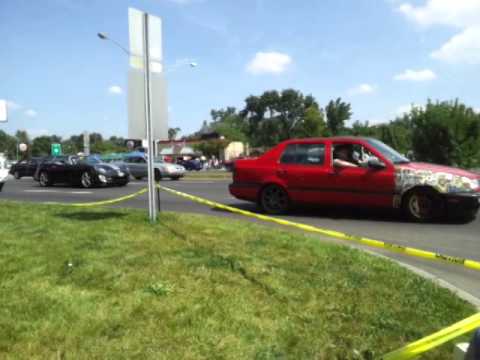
{"left": 1, "top": 0, "right": 480, "bottom": 139}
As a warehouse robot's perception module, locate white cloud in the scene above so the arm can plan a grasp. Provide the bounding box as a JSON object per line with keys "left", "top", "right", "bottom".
{"left": 397, "top": 1, "right": 480, "bottom": 64}
{"left": 24, "top": 109, "right": 37, "bottom": 117}
{"left": 393, "top": 68, "right": 437, "bottom": 81}
{"left": 397, "top": 0, "right": 480, "bottom": 28}
{"left": 246, "top": 51, "right": 292, "bottom": 75}
{"left": 6, "top": 100, "right": 21, "bottom": 111}
{"left": 108, "top": 85, "right": 123, "bottom": 95}
{"left": 347, "top": 83, "right": 376, "bottom": 96}
{"left": 431, "top": 26, "right": 480, "bottom": 63}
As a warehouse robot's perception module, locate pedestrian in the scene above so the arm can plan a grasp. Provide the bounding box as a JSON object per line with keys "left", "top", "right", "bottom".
{"left": 465, "top": 328, "right": 480, "bottom": 360}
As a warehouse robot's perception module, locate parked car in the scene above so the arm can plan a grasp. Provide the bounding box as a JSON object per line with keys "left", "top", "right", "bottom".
{"left": 0, "top": 155, "right": 8, "bottom": 192}
{"left": 34, "top": 155, "right": 130, "bottom": 188}
{"left": 229, "top": 137, "right": 480, "bottom": 221}
{"left": 9, "top": 157, "right": 44, "bottom": 179}
{"left": 122, "top": 152, "right": 186, "bottom": 180}
{"left": 177, "top": 158, "right": 203, "bottom": 171}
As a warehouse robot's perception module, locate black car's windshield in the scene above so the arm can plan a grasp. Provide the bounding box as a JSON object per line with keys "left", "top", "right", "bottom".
{"left": 366, "top": 139, "right": 410, "bottom": 164}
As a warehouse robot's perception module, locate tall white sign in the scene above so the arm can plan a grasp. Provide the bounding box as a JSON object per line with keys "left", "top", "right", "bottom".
{"left": 128, "top": 8, "right": 168, "bottom": 141}
{"left": 0, "top": 100, "right": 7, "bottom": 122}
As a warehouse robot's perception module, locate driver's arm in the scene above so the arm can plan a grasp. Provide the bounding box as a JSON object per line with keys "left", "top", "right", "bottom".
{"left": 333, "top": 158, "right": 358, "bottom": 168}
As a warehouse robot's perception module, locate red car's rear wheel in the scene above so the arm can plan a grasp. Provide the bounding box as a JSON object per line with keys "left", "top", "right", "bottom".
{"left": 260, "top": 184, "right": 290, "bottom": 215}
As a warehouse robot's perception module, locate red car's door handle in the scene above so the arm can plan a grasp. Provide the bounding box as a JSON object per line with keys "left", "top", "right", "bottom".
{"left": 276, "top": 169, "right": 287, "bottom": 176}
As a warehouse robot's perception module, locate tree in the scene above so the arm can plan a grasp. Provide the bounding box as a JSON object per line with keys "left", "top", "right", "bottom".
{"left": 0, "top": 130, "right": 17, "bottom": 159}
{"left": 193, "top": 140, "right": 227, "bottom": 158}
{"left": 410, "top": 100, "right": 480, "bottom": 167}
{"left": 240, "top": 89, "right": 322, "bottom": 147}
{"left": 210, "top": 107, "right": 248, "bottom": 142}
{"left": 326, "top": 98, "right": 352, "bottom": 135}
{"left": 32, "top": 135, "right": 62, "bottom": 156}
{"left": 168, "top": 127, "right": 181, "bottom": 141}
{"left": 293, "top": 105, "right": 326, "bottom": 138}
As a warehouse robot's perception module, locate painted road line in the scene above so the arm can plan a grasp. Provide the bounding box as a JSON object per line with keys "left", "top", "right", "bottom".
{"left": 24, "top": 189, "right": 93, "bottom": 194}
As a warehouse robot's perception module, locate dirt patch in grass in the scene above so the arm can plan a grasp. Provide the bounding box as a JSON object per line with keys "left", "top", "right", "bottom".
{"left": 0, "top": 201, "right": 475, "bottom": 359}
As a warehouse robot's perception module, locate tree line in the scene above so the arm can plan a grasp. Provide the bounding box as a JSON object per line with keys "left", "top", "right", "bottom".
{"left": 1, "top": 88, "right": 479, "bottom": 169}
{"left": 0, "top": 131, "right": 128, "bottom": 160}
{"left": 204, "top": 89, "right": 480, "bottom": 168}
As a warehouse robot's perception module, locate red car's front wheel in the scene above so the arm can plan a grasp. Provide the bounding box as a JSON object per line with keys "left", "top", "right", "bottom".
{"left": 260, "top": 184, "right": 290, "bottom": 215}
{"left": 402, "top": 188, "right": 444, "bottom": 222}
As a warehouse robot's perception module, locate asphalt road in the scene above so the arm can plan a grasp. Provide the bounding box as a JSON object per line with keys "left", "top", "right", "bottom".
{"left": 2, "top": 176, "right": 479, "bottom": 302}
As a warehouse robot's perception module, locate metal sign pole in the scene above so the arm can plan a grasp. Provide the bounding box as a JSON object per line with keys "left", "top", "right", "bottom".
{"left": 143, "top": 12, "right": 157, "bottom": 222}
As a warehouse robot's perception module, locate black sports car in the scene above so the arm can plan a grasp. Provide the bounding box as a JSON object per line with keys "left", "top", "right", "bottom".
{"left": 10, "top": 157, "right": 44, "bottom": 179}
{"left": 34, "top": 155, "right": 130, "bottom": 188}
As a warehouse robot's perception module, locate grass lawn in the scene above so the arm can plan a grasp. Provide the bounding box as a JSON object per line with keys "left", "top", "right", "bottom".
{"left": 183, "top": 170, "right": 232, "bottom": 180}
{"left": 0, "top": 201, "right": 475, "bottom": 359}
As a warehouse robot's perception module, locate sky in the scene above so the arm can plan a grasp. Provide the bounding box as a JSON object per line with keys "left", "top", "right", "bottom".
{"left": 1, "top": 0, "right": 480, "bottom": 139}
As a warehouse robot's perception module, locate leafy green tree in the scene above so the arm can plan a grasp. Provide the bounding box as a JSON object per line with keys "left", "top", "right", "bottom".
{"left": 210, "top": 107, "right": 248, "bottom": 142}
{"left": 168, "top": 127, "right": 181, "bottom": 141}
{"left": 32, "top": 135, "right": 62, "bottom": 156}
{"left": 326, "top": 98, "right": 352, "bottom": 135}
{"left": 0, "top": 130, "right": 17, "bottom": 159}
{"left": 410, "top": 100, "right": 480, "bottom": 167}
{"left": 293, "top": 105, "right": 326, "bottom": 138}
{"left": 240, "top": 89, "right": 322, "bottom": 146}
{"left": 193, "top": 140, "right": 227, "bottom": 158}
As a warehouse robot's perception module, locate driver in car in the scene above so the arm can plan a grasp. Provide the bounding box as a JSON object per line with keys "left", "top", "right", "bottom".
{"left": 333, "top": 144, "right": 359, "bottom": 167}
{"left": 333, "top": 144, "right": 373, "bottom": 168}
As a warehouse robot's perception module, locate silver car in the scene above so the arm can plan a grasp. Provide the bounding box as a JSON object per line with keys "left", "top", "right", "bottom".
{"left": 123, "top": 154, "right": 185, "bottom": 181}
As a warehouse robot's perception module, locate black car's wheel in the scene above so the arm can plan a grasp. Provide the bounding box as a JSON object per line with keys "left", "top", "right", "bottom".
{"left": 154, "top": 169, "right": 162, "bottom": 182}
{"left": 171, "top": 176, "right": 180, "bottom": 181}
{"left": 402, "top": 188, "right": 443, "bottom": 222}
{"left": 80, "top": 171, "right": 94, "bottom": 188}
{"left": 14, "top": 171, "right": 21, "bottom": 180}
{"left": 260, "top": 184, "right": 290, "bottom": 215}
{"left": 39, "top": 171, "right": 52, "bottom": 187}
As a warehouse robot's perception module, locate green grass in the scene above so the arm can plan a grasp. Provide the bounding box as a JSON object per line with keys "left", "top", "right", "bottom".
{"left": 0, "top": 201, "right": 475, "bottom": 359}
{"left": 183, "top": 170, "right": 232, "bottom": 180}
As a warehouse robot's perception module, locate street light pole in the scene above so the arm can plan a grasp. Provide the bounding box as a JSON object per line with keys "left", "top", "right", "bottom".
{"left": 98, "top": 24, "right": 197, "bottom": 223}
{"left": 142, "top": 13, "right": 157, "bottom": 223}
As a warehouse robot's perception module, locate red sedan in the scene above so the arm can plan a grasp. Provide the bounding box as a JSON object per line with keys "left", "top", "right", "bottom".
{"left": 229, "top": 137, "right": 480, "bottom": 221}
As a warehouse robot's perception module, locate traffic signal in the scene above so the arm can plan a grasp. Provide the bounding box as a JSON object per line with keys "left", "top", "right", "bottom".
{"left": 51, "top": 143, "right": 62, "bottom": 156}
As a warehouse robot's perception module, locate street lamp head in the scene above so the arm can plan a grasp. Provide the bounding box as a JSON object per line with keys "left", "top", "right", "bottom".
{"left": 189, "top": 62, "right": 198, "bottom": 68}
{"left": 97, "top": 32, "right": 108, "bottom": 40}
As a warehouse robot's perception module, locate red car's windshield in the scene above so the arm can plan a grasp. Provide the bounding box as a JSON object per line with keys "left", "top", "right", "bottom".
{"left": 366, "top": 139, "right": 410, "bottom": 165}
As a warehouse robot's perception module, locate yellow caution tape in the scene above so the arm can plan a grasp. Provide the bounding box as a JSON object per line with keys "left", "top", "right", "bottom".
{"left": 382, "top": 312, "right": 480, "bottom": 359}
{"left": 158, "top": 185, "right": 480, "bottom": 272}
{"left": 47, "top": 187, "right": 148, "bottom": 207}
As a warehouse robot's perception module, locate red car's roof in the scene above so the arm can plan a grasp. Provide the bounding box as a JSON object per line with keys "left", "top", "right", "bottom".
{"left": 281, "top": 136, "right": 371, "bottom": 144}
